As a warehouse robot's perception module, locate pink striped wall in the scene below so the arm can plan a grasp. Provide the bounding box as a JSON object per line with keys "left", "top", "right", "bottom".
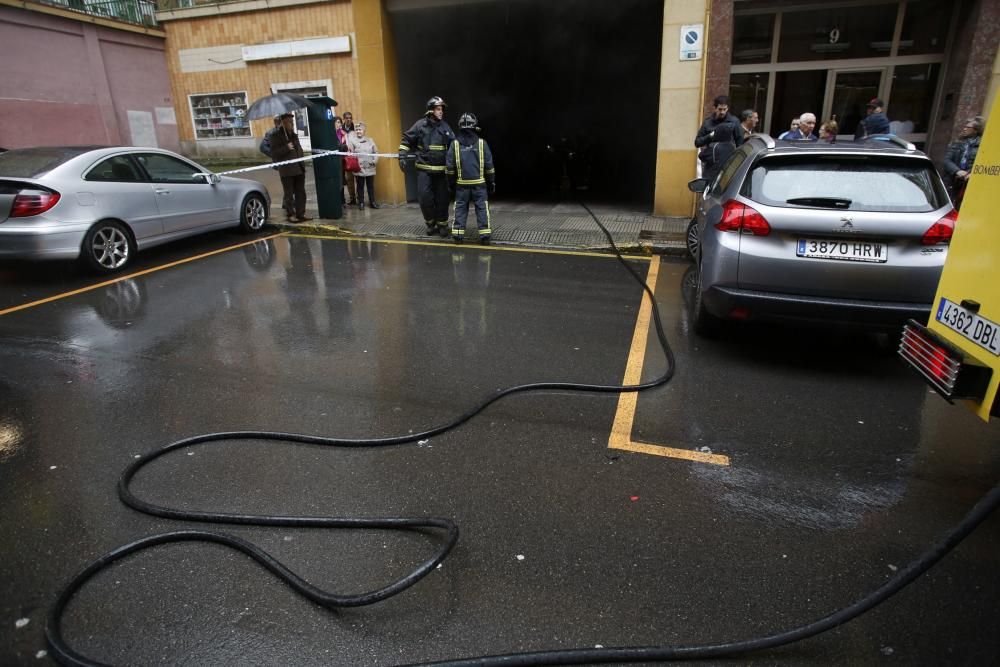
{"left": 0, "top": 6, "right": 178, "bottom": 151}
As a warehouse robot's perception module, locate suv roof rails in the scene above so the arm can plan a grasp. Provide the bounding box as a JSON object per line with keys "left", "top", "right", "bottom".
{"left": 748, "top": 133, "right": 776, "bottom": 150}
{"left": 865, "top": 134, "right": 917, "bottom": 151}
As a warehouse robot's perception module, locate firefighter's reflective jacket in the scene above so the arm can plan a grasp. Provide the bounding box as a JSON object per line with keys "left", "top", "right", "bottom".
{"left": 398, "top": 117, "right": 456, "bottom": 173}
{"left": 446, "top": 130, "right": 495, "bottom": 186}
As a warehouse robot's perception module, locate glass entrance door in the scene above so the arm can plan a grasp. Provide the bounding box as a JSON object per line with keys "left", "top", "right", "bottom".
{"left": 826, "top": 69, "right": 884, "bottom": 141}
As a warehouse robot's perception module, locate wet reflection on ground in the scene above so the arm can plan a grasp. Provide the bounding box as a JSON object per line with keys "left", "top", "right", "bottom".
{"left": 0, "top": 241, "right": 996, "bottom": 665}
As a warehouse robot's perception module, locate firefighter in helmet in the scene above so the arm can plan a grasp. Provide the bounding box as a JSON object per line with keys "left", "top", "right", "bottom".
{"left": 446, "top": 112, "right": 495, "bottom": 244}
{"left": 398, "top": 96, "right": 456, "bottom": 236}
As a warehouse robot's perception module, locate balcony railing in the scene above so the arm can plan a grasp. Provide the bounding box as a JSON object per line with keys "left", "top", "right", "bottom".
{"left": 155, "top": 0, "right": 245, "bottom": 9}
{"left": 35, "top": 0, "right": 158, "bottom": 27}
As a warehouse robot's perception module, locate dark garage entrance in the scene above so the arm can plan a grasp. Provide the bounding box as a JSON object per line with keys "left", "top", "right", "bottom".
{"left": 389, "top": 0, "right": 664, "bottom": 207}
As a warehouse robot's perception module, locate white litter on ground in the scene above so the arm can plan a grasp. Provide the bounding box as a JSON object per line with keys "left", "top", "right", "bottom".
{"left": 15, "top": 618, "right": 29, "bottom": 629}
{"left": 36, "top": 650, "right": 47, "bottom": 659}
{"left": 516, "top": 554, "right": 525, "bottom": 561}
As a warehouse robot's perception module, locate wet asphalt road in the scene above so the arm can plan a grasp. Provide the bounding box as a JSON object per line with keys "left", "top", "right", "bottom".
{"left": 0, "top": 234, "right": 998, "bottom": 666}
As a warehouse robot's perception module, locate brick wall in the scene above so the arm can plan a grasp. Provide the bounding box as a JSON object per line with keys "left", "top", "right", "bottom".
{"left": 162, "top": 0, "right": 360, "bottom": 156}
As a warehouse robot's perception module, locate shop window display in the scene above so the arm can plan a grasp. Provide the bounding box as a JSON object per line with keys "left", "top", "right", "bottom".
{"left": 190, "top": 92, "right": 251, "bottom": 140}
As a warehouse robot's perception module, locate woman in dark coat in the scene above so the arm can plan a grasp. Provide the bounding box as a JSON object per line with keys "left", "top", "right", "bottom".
{"left": 942, "top": 116, "right": 984, "bottom": 210}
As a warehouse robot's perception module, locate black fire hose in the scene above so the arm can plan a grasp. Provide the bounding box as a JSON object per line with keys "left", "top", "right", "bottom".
{"left": 46, "top": 202, "right": 997, "bottom": 666}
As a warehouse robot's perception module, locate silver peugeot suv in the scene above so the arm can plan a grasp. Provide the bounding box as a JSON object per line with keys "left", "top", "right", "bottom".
{"left": 686, "top": 134, "right": 955, "bottom": 336}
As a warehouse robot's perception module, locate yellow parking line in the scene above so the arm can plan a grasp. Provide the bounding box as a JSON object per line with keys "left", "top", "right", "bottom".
{"left": 608, "top": 256, "right": 730, "bottom": 466}
{"left": 612, "top": 439, "right": 731, "bottom": 465}
{"left": 0, "top": 232, "right": 287, "bottom": 317}
{"left": 285, "top": 232, "right": 653, "bottom": 261}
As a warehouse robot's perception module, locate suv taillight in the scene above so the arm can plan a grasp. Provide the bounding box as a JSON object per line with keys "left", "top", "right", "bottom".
{"left": 10, "top": 189, "right": 61, "bottom": 218}
{"left": 715, "top": 200, "right": 771, "bottom": 236}
{"left": 921, "top": 209, "right": 957, "bottom": 245}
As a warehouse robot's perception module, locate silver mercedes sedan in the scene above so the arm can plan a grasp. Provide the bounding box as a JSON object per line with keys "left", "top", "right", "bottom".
{"left": 0, "top": 146, "right": 270, "bottom": 273}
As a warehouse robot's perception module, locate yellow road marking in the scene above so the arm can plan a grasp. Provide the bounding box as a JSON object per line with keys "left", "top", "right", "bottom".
{"left": 612, "top": 439, "right": 731, "bottom": 465}
{"left": 285, "top": 232, "right": 652, "bottom": 261}
{"left": 0, "top": 232, "right": 287, "bottom": 317}
{"left": 608, "top": 256, "right": 730, "bottom": 466}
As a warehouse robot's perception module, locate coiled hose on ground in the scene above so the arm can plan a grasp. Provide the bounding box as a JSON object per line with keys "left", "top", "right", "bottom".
{"left": 46, "top": 201, "right": 999, "bottom": 666}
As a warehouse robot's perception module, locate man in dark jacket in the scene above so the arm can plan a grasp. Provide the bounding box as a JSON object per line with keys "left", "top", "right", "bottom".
{"left": 446, "top": 112, "right": 495, "bottom": 244}
{"left": 854, "top": 98, "right": 891, "bottom": 141}
{"left": 701, "top": 121, "right": 740, "bottom": 185}
{"left": 694, "top": 95, "right": 742, "bottom": 178}
{"left": 943, "top": 116, "right": 985, "bottom": 209}
{"left": 270, "top": 113, "right": 311, "bottom": 222}
{"left": 399, "top": 96, "right": 456, "bottom": 236}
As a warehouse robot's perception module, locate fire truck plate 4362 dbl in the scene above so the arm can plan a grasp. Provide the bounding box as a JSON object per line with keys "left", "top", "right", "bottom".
{"left": 899, "top": 95, "right": 1000, "bottom": 422}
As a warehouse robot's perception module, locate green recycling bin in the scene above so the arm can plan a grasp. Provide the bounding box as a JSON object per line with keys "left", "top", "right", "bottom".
{"left": 305, "top": 96, "right": 342, "bottom": 220}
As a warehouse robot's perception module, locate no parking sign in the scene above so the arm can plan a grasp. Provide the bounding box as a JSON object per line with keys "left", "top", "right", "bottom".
{"left": 680, "top": 24, "right": 703, "bottom": 61}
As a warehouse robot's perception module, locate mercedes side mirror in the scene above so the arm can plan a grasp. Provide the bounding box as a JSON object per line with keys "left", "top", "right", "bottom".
{"left": 194, "top": 173, "right": 221, "bottom": 185}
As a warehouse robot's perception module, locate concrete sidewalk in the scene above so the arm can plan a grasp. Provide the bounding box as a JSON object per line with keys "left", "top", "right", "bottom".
{"left": 238, "top": 165, "right": 689, "bottom": 254}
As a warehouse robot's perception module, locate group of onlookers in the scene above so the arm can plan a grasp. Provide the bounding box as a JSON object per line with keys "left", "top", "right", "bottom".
{"left": 263, "top": 110, "right": 381, "bottom": 221}
{"left": 695, "top": 94, "right": 986, "bottom": 210}
{"left": 774, "top": 99, "right": 889, "bottom": 143}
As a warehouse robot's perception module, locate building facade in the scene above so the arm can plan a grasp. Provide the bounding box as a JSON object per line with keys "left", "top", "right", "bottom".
{"left": 155, "top": 0, "right": 403, "bottom": 201}
{"left": 706, "top": 0, "right": 1000, "bottom": 169}
{"left": 13, "top": 0, "right": 994, "bottom": 215}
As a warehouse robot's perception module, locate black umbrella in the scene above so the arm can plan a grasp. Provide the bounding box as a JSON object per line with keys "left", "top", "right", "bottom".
{"left": 245, "top": 93, "right": 315, "bottom": 121}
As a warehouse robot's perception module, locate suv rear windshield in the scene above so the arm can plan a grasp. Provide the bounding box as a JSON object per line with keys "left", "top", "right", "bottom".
{"left": 743, "top": 156, "right": 948, "bottom": 213}
{"left": 0, "top": 147, "right": 99, "bottom": 178}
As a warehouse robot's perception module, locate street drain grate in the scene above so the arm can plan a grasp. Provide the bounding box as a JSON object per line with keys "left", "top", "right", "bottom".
{"left": 639, "top": 230, "right": 685, "bottom": 241}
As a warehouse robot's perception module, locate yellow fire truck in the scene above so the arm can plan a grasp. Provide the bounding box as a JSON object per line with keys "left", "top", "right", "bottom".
{"left": 900, "top": 98, "right": 1000, "bottom": 422}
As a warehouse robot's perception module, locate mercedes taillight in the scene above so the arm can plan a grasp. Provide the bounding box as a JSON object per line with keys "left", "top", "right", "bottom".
{"left": 10, "top": 189, "right": 61, "bottom": 218}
